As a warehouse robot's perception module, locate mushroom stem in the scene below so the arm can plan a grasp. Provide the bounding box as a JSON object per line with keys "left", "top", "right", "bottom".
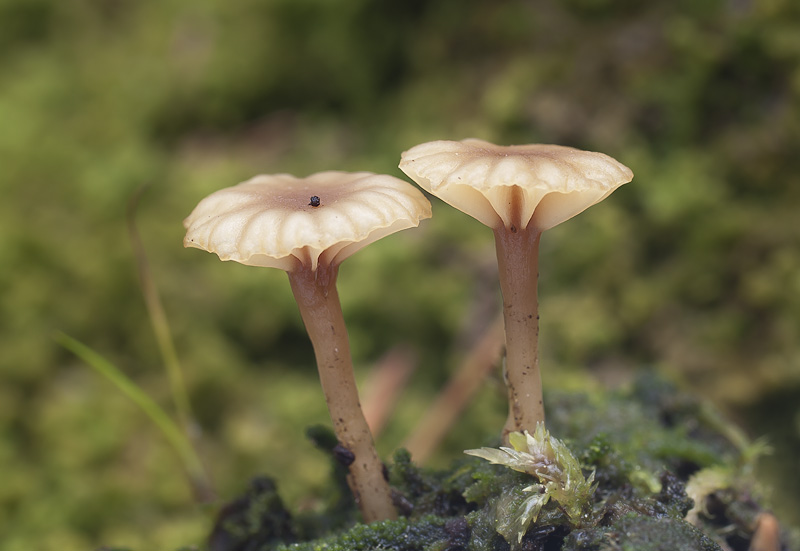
{"left": 287, "top": 264, "right": 397, "bottom": 523}
{"left": 493, "top": 225, "right": 544, "bottom": 442}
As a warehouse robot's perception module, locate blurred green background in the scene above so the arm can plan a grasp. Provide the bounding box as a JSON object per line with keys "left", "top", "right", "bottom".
{"left": 2, "top": 0, "right": 800, "bottom": 548}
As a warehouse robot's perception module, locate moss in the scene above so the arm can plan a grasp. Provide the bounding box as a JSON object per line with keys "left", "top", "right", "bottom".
{"left": 209, "top": 477, "right": 295, "bottom": 551}
{"left": 272, "top": 516, "right": 451, "bottom": 551}
{"left": 391, "top": 448, "right": 475, "bottom": 519}
{"left": 546, "top": 373, "right": 737, "bottom": 487}
{"left": 207, "top": 375, "right": 782, "bottom": 551}
{"left": 563, "top": 515, "right": 721, "bottom": 551}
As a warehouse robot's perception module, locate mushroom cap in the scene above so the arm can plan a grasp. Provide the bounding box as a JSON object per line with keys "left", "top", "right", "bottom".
{"left": 183, "top": 171, "right": 432, "bottom": 271}
{"left": 399, "top": 139, "right": 633, "bottom": 231}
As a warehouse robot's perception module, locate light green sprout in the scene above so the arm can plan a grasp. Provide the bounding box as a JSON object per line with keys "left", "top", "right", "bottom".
{"left": 465, "top": 423, "right": 596, "bottom": 545}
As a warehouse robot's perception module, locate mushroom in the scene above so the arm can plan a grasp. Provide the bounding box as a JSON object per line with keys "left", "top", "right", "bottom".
{"left": 183, "top": 170, "right": 432, "bottom": 522}
{"left": 399, "top": 139, "right": 632, "bottom": 440}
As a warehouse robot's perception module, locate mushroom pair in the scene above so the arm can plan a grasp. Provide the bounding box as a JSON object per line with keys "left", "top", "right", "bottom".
{"left": 399, "top": 139, "right": 633, "bottom": 441}
{"left": 184, "top": 171, "right": 432, "bottom": 522}
{"left": 183, "top": 139, "right": 632, "bottom": 522}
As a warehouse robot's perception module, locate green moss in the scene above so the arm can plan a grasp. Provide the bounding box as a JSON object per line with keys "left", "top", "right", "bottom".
{"left": 209, "top": 375, "right": 780, "bottom": 551}
{"left": 563, "top": 515, "right": 721, "bottom": 551}
{"left": 209, "top": 477, "right": 295, "bottom": 551}
{"left": 273, "top": 516, "right": 451, "bottom": 551}
{"left": 546, "top": 373, "right": 739, "bottom": 486}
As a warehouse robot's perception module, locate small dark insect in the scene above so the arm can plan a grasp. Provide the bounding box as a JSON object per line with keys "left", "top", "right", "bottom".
{"left": 332, "top": 443, "right": 355, "bottom": 467}
{"left": 309, "top": 196, "right": 321, "bottom": 207}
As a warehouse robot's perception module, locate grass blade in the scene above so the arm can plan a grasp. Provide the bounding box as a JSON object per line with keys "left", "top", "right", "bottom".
{"left": 55, "top": 331, "right": 212, "bottom": 498}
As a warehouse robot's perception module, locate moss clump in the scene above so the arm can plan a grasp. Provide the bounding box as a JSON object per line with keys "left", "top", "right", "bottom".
{"left": 209, "top": 477, "right": 295, "bottom": 551}
{"left": 562, "top": 515, "right": 721, "bottom": 551}
{"left": 390, "top": 448, "right": 474, "bottom": 519}
{"left": 209, "top": 374, "right": 783, "bottom": 551}
{"left": 273, "top": 516, "right": 453, "bottom": 551}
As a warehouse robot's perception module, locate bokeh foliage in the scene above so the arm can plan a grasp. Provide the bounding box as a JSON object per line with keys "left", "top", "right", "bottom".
{"left": 1, "top": 0, "right": 799, "bottom": 548}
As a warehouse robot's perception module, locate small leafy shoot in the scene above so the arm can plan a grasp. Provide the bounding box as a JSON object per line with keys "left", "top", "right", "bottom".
{"left": 464, "top": 423, "right": 596, "bottom": 545}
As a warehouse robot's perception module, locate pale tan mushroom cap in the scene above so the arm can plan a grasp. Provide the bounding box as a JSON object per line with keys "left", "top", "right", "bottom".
{"left": 399, "top": 139, "right": 633, "bottom": 231}
{"left": 183, "top": 171, "right": 432, "bottom": 271}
